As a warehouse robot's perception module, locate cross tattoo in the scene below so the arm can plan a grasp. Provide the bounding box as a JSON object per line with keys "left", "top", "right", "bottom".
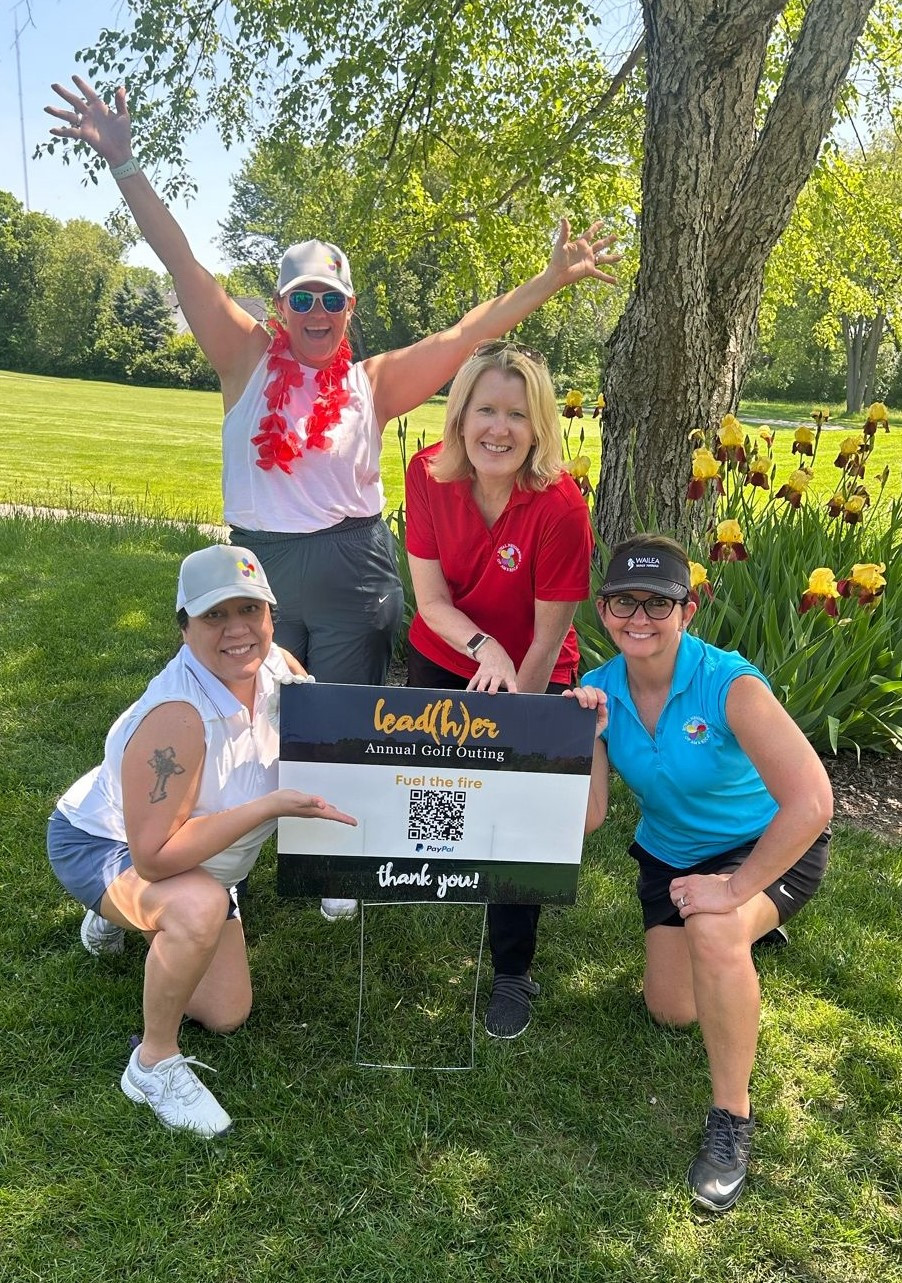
{"left": 148, "top": 746, "right": 185, "bottom": 803}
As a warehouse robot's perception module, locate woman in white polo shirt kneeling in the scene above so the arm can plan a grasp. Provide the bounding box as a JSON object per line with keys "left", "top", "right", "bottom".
{"left": 47, "top": 545, "right": 355, "bottom": 1137}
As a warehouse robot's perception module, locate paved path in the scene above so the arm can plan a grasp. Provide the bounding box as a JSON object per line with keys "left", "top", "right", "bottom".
{"left": 0, "top": 502, "right": 228, "bottom": 539}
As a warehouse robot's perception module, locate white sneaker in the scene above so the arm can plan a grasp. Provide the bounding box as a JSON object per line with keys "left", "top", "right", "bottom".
{"left": 80, "top": 909, "right": 125, "bottom": 956}
{"left": 120, "top": 1046, "right": 233, "bottom": 1137}
{"left": 320, "top": 898, "right": 358, "bottom": 921}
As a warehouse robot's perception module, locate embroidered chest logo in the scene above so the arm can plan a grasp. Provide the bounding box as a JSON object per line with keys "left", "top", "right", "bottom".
{"left": 683, "top": 718, "right": 710, "bottom": 745}
{"left": 496, "top": 542, "right": 522, "bottom": 572}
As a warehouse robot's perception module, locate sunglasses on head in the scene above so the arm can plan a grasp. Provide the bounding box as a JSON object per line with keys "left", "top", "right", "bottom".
{"left": 471, "top": 339, "right": 547, "bottom": 365}
{"left": 287, "top": 289, "right": 348, "bottom": 314}
{"left": 603, "top": 594, "right": 685, "bottom": 620}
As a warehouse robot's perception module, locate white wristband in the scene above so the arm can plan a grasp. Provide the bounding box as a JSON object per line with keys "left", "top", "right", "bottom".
{"left": 110, "top": 157, "right": 141, "bottom": 180}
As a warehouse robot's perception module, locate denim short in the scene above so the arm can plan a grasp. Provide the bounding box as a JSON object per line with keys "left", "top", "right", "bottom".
{"left": 630, "top": 828, "right": 831, "bottom": 930}
{"left": 47, "top": 809, "right": 133, "bottom": 914}
{"left": 47, "top": 809, "right": 240, "bottom": 919}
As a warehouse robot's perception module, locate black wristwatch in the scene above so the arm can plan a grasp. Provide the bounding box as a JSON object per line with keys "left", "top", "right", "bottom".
{"left": 466, "top": 632, "right": 492, "bottom": 659}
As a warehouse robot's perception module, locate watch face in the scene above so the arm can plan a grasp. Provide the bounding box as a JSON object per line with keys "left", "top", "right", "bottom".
{"left": 467, "top": 633, "right": 488, "bottom": 656}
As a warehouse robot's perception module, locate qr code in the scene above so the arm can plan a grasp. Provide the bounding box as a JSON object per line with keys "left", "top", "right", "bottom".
{"left": 407, "top": 789, "right": 467, "bottom": 842}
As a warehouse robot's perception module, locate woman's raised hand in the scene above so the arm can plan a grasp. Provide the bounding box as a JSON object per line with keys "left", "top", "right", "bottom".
{"left": 547, "top": 218, "right": 622, "bottom": 288}
{"left": 46, "top": 75, "right": 133, "bottom": 167}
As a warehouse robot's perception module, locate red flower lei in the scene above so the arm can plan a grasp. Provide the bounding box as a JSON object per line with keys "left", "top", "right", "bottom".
{"left": 251, "top": 322, "right": 353, "bottom": 474}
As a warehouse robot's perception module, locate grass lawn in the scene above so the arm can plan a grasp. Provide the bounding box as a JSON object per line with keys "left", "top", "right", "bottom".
{"left": 3, "top": 370, "right": 896, "bottom": 523}
{"left": 1, "top": 510, "right": 900, "bottom": 1281}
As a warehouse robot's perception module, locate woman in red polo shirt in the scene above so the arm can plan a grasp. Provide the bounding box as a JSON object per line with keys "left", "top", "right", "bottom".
{"left": 404, "top": 342, "right": 594, "bottom": 1038}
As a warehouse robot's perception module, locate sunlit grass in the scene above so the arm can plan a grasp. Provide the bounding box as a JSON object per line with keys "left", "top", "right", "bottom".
{"left": 3, "top": 370, "right": 897, "bottom": 524}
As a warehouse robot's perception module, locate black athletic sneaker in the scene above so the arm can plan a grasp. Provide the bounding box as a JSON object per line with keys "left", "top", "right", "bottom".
{"left": 484, "top": 973, "right": 540, "bottom": 1039}
{"left": 687, "top": 1106, "right": 755, "bottom": 1212}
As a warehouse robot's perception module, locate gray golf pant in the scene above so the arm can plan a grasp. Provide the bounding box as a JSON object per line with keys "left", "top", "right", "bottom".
{"left": 230, "top": 516, "right": 404, "bottom": 685}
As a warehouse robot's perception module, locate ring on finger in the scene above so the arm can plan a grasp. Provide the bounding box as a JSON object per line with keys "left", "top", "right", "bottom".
{"left": 678, "top": 895, "right": 687, "bottom": 907}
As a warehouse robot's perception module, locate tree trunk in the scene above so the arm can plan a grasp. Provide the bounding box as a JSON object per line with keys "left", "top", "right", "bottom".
{"left": 843, "top": 315, "right": 864, "bottom": 411}
{"left": 861, "top": 308, "right": 885, "bottom": 408}
{"left": 842, "top": 311, "right": 885, "bottom": 412}
{"left": 595, "top": 0, "right": 876, "bottom": 547}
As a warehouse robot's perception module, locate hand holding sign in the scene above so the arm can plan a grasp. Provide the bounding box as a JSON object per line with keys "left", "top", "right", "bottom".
{"left": 562, "top": 685, "right": 608, "bottom": 738}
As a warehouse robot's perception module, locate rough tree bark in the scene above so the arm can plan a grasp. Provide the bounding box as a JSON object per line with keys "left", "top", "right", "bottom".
{"left": 596, "top": 0, "right": 877, "bottom": 547}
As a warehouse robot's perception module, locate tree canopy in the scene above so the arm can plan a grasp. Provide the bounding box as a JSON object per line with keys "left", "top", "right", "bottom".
{"left": 762, "top": 138, "right": 902, "bottom": 410}
{"left": 0, "top": 191, "right": 215, "bottom": 388}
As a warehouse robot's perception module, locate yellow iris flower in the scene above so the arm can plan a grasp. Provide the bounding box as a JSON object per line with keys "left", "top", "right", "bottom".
{"left": 718, "top": 415, "right": 744, "bottom": 446}
{"left": 799, "top": 567, "right": 840, "bottom": 616}
{"left": 837, "top": 561, "right": 887, "bottom": 607}
{"left": 849, "top": 562, "right": 886, "bottom": 593}
{"left": 687, "top": 448, "right": 724, "bottom": 500}
{"left": 777, "top": 467, "right": 813, "bottom": 507}
{"left": 792, "top": 426, "right": 815, "bottom": 456}
{"left": 710, "top": 519, "right": 747, "bottom": 562}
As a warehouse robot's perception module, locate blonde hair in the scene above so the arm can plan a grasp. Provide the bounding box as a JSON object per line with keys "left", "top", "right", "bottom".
{"left": 428, "top": 346, "right": 563, "bottom": 490}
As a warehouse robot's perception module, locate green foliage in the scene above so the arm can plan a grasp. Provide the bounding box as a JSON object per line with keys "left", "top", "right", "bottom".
{"left": 26, "top": 217, "right": 125, "bottom": 377}
{"left": 0, "top": 193, "right": 57, "bottom": 370}
{"left": 71, "top": 1, "right": 646, "bottom": 219}
{"left": 218, "top": 126, "right": 635, "bottom": 383}
{"left": 112, "top": 276, "right": 174, "bottom": 350}
{"left": 128, "top": 332, "right": 220, "bottom": 390}
{"left": 690, "top": 501, "right": 902, "bottom": 754}
{"left": 746, "top": 285, "right": 849, "bottom": 402}
{"left": 760, "top": 139, "right": 902, "bottom": 408}
{"left": 680, "top": 413, "right": 902, "bottom": 754}
{"left": 0, "top": 189, "right": 217, "bottom": 390}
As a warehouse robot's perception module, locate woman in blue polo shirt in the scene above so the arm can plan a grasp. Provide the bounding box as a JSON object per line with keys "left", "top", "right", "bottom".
{"left": 575, "top": 533, "right": 832, "bottom": 1213}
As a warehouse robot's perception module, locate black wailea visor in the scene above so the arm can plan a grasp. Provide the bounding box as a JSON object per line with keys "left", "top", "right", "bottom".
{"left": 600, "top": 548, "right": 690, "bottom": 599}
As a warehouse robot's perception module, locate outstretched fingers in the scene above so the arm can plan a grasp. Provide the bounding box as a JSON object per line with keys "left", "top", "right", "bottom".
{"left": 46, "top": 76, "right": 132, "bottom": 159}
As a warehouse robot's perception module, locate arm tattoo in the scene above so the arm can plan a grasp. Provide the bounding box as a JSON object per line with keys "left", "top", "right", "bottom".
{"left": 148, "top": 746, "right": 185, "bottom": 803}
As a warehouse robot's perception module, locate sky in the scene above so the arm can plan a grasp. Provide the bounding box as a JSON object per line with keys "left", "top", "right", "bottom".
{"left": 0, "top": 0, "right": 245, "bottom": 273}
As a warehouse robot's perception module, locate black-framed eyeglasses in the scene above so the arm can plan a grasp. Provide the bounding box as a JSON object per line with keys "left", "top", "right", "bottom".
{"left": 287, "top": 289, "right": 348, "bottom": 314}
{"left": 471, "top": 339, "right": 547, "bottom": 365}
{"left": 603, "top": 594, "right": 685, "bottom": 620}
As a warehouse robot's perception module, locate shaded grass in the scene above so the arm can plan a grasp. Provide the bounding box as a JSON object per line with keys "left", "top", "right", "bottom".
{"left": 4, "top": 371, "right": 897, "bottom": 526}
{"left": 1, "top": 511, "right": 900, "bottom": 1282}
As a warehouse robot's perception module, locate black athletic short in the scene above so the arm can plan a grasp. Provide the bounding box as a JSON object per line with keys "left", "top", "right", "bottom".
{"left": 630, "top": 829, "right": 830, "bottom": 931}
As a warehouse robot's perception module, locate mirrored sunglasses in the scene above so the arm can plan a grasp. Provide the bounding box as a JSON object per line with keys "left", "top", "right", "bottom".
{"left": 604, "top": 594, "right": 684, "bottom": 620}
{"left": 287, "top": 289, "right": 348, "bottom": 314}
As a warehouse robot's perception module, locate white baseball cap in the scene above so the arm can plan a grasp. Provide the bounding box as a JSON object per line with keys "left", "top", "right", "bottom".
{"left": 176, "top": 545, "right": 277, "bottom": 617}
{"left": 276, "top": 239, "right": 354, "bottom": 298}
